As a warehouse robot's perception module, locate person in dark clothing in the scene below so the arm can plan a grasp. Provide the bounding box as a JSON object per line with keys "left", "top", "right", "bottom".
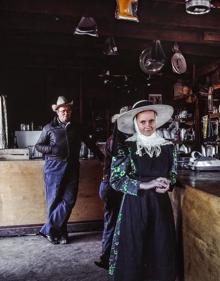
{"left": 35, "top": 96, "right": 104, "bottom": 245}
{"left": 95, "top": 107, "right": 129, "bottom": 270}
{"left": 109, "top": 100, "right": 177, "bottom": 281}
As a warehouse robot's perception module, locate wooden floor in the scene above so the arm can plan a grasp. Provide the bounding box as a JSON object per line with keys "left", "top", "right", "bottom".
{"left": 0, "top": 231, "right": 184, "bottom": 281}
{"left": 0, "top": 231, "right": 109, "bottom": 281}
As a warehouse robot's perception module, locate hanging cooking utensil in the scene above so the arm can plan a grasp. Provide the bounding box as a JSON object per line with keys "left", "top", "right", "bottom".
{"left": 139, "top": 40, "right": 166, "bottom": 75}
{"left": 103, "top": 37, "right": 119, "bottom": 56}
{"left": 171, "top": 43, "right": 187, "bottom": 74}
{"left": 74, "top": 17, "right": 98, "bottom": 37}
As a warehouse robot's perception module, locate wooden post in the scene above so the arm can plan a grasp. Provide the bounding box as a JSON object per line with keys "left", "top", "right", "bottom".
{"left": 79, "top": 71, "right": 83, "bottom": 123}
{"left": 192, "top": 64, "right": 201, "bottom": 150}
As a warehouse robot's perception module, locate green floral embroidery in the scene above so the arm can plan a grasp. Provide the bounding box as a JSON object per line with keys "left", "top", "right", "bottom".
{"left": 169, "top": 145, "right": 177, "bottom": 185}
{"left": 110, "top": 146, "right": 140, "bottom": 196}
{"left": 109, "top": 195, "right": 125, "bottom": 276}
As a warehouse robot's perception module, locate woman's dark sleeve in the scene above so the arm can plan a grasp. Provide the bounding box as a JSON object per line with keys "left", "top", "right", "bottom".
{"left": 110, "top": 146, "right": 141, "bottom": 196}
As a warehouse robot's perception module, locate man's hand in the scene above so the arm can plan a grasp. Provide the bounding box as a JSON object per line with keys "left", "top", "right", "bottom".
{"left": 51, "top": 145, "right": 59, "bottom": 154}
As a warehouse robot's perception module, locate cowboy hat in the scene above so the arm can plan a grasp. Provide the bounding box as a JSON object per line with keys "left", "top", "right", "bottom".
{"left": 117, "top": 100, "right": 174, "bottom": 134}
{"left": 111, "top": 106, "right": 129, "bottom": 123}
{"left": 51, "top": 96, "right": 74, "bottom": 112}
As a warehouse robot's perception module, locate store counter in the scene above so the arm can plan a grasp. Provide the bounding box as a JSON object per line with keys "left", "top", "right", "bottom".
{"left": 0, "top": 159, "right": 103, "bottom": 228}
{"left": 170, "top": 170, "right": 220, "bottom": 281}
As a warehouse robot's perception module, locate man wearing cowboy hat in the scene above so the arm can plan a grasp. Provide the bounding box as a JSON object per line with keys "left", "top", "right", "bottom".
{"left": 35, "top": 96, "right": 104, "bottom": 245}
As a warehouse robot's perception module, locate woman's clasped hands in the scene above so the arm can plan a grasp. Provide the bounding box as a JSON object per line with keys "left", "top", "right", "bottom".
{"left": 140, "top": 177, "right": 170, "bottom": 193}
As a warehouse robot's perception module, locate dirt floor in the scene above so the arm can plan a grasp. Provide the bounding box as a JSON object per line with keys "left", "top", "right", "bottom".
{"left": 0, "top": 232, "right": 110, "bottom": 281}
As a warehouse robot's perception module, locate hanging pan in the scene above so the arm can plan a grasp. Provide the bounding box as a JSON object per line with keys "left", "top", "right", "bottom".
{"left": 171, "top": 43, "right": 187, "bottom": 74}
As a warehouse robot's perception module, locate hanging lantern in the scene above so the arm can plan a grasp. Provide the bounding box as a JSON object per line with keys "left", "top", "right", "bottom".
{"left": 185, "top": 0, "right": 211, "bottom": 15}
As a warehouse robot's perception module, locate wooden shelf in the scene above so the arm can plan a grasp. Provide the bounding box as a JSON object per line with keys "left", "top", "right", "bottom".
{"left": 203, "top": 140, "right": 220, "bottom": 145}
{"left": 209, "top": 113, "right": 220, "bottom": 119}
{"left": 164, "top": 139, "right": 195, "bottom": 144}
{"left": 179, "top": 120, "right": 194, "bottom": 126}
{"left": 173, "top": 140, "right": 195, "bottom": 145}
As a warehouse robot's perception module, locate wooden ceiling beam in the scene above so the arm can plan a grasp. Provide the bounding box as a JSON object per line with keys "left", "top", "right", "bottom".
{"left": 196, "top": 59, "right": 220, "bottom": 77}
{"left": 1, "top": 29, "right": 220, "bottom": 59}
{"left": 0, "top": 0, "right": 114, "bottom": 19}
{"left": 180, "top": 43, "right": 220, "bottom": 57}
{"left": 204, "top": 32, "right": 220, "bottom": 42}
{"left": 1, "top": 12, "right": 220, "bottom": 47}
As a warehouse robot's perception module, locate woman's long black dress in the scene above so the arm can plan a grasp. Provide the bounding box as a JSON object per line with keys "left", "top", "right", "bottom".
{"left": 109, "top": 141, "right": 177, "bottom": 281}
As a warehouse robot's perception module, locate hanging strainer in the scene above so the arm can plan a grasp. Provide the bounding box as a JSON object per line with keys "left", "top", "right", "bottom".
{"left": 139, "top": 40, "right": 166, "bottom": 75}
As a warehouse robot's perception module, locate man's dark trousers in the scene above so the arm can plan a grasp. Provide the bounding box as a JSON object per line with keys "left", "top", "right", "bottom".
{"left": 99, "top": 179, "right": 122, "bottom": 263}
{"left": 40, "top": 159, "right": 79, "bottom": 237}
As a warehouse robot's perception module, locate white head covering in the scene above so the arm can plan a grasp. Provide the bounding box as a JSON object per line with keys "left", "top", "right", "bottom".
{"left": 126, "top": 117, "right": 172, "bottom": 158}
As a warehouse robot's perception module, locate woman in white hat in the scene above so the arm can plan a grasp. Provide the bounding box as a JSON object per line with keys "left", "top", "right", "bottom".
{"left": 108, "top": 100, "right": 177, "bottom": 281}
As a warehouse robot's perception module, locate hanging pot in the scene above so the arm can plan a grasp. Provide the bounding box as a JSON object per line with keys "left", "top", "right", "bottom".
{"left": 171, "top": 43, "right": 187, "bottom": 74}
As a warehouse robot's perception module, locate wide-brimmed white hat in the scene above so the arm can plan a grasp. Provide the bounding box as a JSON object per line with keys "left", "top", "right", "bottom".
{"left": 111, "top": 106, "right": 129, "bottom": 123}
{"left": 117, "top": 100, "right": 174, "bottom": 134}
{"left": 51, "top": 96, "right": 74, "bottom": 112}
